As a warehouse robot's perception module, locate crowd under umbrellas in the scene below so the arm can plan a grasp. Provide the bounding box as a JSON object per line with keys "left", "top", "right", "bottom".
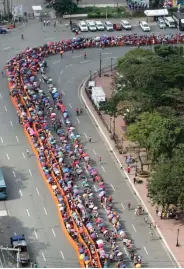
{"left": 6, "top": 41, "right": 144, "bottom": 268}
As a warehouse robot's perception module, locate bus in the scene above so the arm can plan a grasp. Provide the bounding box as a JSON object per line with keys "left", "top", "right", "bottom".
{"left": 0, "top": 169, "right": 7, "bottom": 200}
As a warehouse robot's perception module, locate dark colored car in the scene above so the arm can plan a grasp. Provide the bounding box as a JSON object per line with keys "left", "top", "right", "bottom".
{"left": 0, "top": 28, "right": 7, "bottom": 34}
{"left": 113, "top": 23, "right": 122, "bottom": 31}
{"left": 71, "top": 23, "right": 79, "bottom": 32}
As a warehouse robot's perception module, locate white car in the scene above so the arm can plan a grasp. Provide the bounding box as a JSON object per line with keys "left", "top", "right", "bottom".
{"left": 104, "top": 21, "right": 114, "bottom": 31}
{"left": 86, "top": 20, "right": 97, "bottom": 31}
{"left": 121, "top": 20, "right": 131, "bottom": 30}
{"left": 78, "top": 21, "right": 88, "bottom": 32}
{"left": 139, "top": 21, "right": 150, "bottom": 32}
{"left": 95, "top": 20, "right": 104, "bottom": 31}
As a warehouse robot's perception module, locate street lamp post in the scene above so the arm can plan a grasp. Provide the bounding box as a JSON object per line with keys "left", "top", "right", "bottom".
{"left": 176, "top": 228, "right": 180, "bottom": 247}
{"left": 89, "top": 70, "right": 92, "bottom": 80}
{"left": 99, "top": 52, "right": 102, "bottom": 77}
{"left": 110, "top": 58, "right": 113, "bottom": 71}
{"left": 109, "top": 116, "right": 112, "bottom": 133}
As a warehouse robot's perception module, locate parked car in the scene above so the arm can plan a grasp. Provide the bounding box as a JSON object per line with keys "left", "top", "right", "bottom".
{"left": 78, "top": 21, "right": 88, "bottom": 32}
{"left": 86, "top": 20, "right": 97, "bottom": 31}
{"left": 70, "top": 22, "right": 79, "bottom": 32}
{"left": 139, "top": 21, "right": 150, "bottom": 32}
{"left": 157, "top": 17, "right": 166, "bottom": 29}
{"left": 113, "top": 23, "right": 122, "bottom": 30}
{"left": 104, "top": 21, "right": 114, "bottom": 31}
{"left": 95, "top": 20, "right": 105, "bottom": 31}
{"left": 121, "top": 20, "right": 132, "bottom": 30}
{"left": 0, "top": 28, "right": 7, "bottom": 34}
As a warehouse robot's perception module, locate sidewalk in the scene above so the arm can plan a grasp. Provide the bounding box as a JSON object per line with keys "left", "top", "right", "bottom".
{"left": 82, "top": 72, "right": 184, "bottom": 267}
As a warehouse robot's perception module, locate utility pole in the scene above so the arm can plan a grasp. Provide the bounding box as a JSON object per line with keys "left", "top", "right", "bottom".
{"left": 99, "top": 53, "right": 102, "bottom": 77}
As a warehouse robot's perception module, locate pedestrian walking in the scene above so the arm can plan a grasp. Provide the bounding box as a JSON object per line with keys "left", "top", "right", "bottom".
{"left": 128, "top": 202, "right": 131, "bottom": 210}
{"left": 98, "top": 156, "right": 102, "bottom": 162}
{"left": 89, "top": 136, "right": 92, "bottom": 142}
{"left": 26, "top": 148, "right": 30, "bottom": 156}
{"left": 127, "top": 165, "right": 131, "bottom": 174}
{"left": 133, "top": 177, "right": 136, "bottom": 184}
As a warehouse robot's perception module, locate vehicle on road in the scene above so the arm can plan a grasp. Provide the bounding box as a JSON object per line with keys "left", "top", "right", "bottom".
{"left": 95, "top": 21, "right": 104, "bottom": 30}
{"left": 121, "top": 20, "right": 132, "bottom": 30}
{"left": 78, "top": 21, "right": 88, "bottom": 32}
{"left": 104, "top": 21, "right": 114, "bottom": 31}
{"left": 157, "top": 17, "right": 166, "bottom": 29}
{"left": 10, "top": 235, "right": 30, "bottom": 265}
{"left": 0, "top": 27, "right": 7, "bottom": 34}
{"left": 172, "top": 12, "right": 184, "bottom": 30}
{"left": 86, "top": 20, "right": 97, "bottom": 31}
{"left": 91, "top": 86, "right": 106, "bottom": 109}
{"left": 113, "top": 23, "right": 122, "bottom": 30}
{"left": 70, "top": 22, "right": 79, "bottom": 32}
{"left": 164, "top": 16, "right": 176, "bottom": 28}
{"left": 0, "top": 168, "right": 7, "bottom": 200}
{"left": 139, "top": 21, "right": 150, "bottom": 32}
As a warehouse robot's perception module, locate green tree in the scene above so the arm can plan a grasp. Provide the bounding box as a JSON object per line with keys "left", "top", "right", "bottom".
{"left": 154, "top": 45, "right": 184, "bottom": 58}
{"left": 53, "top": 0, "right": 77, "bottom": 15}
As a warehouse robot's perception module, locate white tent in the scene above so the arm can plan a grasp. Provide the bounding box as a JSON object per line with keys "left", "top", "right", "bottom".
{"left": 32, "top": 6, "right": 42, "bottom": 17}
{"left": 144, "top": 9, "right": 168, "bottom": 17}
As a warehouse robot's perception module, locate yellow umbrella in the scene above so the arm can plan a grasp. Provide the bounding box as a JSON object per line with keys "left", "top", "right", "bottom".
{"left": 136, "top": 263, "right": 141, "bottom": 268}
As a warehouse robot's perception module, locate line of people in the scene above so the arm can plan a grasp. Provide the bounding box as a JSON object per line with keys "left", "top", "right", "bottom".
{"left": 6, "top": 42, "right": 142, "bottom": 268}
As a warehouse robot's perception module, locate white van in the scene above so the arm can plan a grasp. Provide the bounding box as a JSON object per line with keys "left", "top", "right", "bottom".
{"left": 164, "top": 17, "right": 176, "bottom": 28}
{"left": 78, "top": 21, "right": 88, "bottom": 32}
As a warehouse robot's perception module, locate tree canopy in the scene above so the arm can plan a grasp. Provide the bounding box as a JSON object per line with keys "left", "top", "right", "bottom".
{"left": 53, "top": 0, "right": 77, "bottom": 15}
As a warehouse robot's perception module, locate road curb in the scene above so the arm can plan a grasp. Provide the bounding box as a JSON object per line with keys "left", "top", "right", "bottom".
{"left": 78, "top": 74, "right": 181, "bottom": 269}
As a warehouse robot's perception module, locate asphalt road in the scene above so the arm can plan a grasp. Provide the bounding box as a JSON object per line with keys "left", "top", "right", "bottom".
{"left": 0, "top": 19, "right": 181, "bottom": 268}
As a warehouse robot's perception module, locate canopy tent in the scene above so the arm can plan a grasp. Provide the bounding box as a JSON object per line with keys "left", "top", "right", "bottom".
{"left": 144, "top": 9, "right": 168, "bottom": 16}
{"left": 32, "top": 6, "right": 42, "bottom": 17}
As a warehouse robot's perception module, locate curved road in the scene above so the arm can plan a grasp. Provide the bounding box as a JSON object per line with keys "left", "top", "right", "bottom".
{"left": 0, "top": 20, "right": 180, "bottom": 268}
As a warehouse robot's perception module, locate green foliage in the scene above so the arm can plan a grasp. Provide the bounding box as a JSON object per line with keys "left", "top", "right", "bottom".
{"left": 154, "top": 45, "right": 184, "bottom": 58}
{"left": 53, "top": 0, "right": 77, "bottom": 15}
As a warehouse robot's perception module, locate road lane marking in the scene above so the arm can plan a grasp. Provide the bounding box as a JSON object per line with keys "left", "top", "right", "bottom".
{"left": 101, "top": 52, "right": 112, "bottom": 55}
{"left": 29, "top": 169, "right": 32, "bottom": 176}
{"left": 0, "top": 93, "right": 2, "bottom": 99}
{"left": 14, "top": 232, "right": 17, "bottom": 236}
{"left": 60, "top": 251, "right": 65, "bottom": 259}
{"left": 22, "top": 152, "right": 26, "bottom": 159}
{"left": 93, "top": 149, "right": 96, "bottom": 155}
{"left": 16, "top": 136, "right": 19, "bottom": 142}
{"left": 19, "top": 190, "right": 23, "bottom": 197}
{"left": 104, "top": 56, "right": 117, "bottom": 60}
{"left": 2, "top": 47, "right": 10, "bottom": 51}
{"left": 53, "top": 60, "right": 60, "bottom": 65}
{"left": 4, "top": 106, "right": 7, "bottom": 112}
{"left": 84, "top": 132, "right": 87, "bottom": 138}
{"left": 65, "top": 64, "right": 72, "bottom": 68}
{"left": 36, "top": 188, "right": 40, "bottom": 196}
{"left": 26, "top": 209, "right": 30, "bottom": 217}
{"left": 101, "top": 165, "right": 106, "bottom": 172}
{"left": 34, "top": 231, "right": 38, "bottom": 239}
{"left": 6, "top": 153, "right": 10, "bottom": 160}
{"left": 60, "top": 70, "right": 63, "bottom": 75}
{"left": 76, "top": 117, "right": 80, "bottom": 123}
{"left": 111, "top": 184, "right": 115, "bottom": 191}
{"left": 80, "top": 60, "right": 90, "bottom": 64}
{"left": 52, "top": 228, "right": 56, "bottom": 237}
{"left": 121, "top": 203, "right": 125, "bottom": 210}
{"left": 69, "top": 103, "right": 72, "bottom": 108}
{"left": 13, "top": 171, "right": 16, "bottom": 178}
{"left": 41, "top": 252, "right": 46, "bottom": 261}
{"left": 144, "top": 246, "right": 148, "bottom": 255}
{"left": 44, "top": 207, "right": 48, "bottom": 215}
{"left": 123, "top": 247, "right": 128, "bottom": 256}
{"left": 10, "top": 121, "right": 13, "bottom": 126}
{"left": 0, "top": 137, "right": 3, "bottom": 143}
{"left": 93, "top": 185, "right": 97, "bottom": 192}
{"left": 132, "top": 224, "right": 137, "bottom": 232}
{"left": 72, "top": 55, "right": 82, "bottom": 58}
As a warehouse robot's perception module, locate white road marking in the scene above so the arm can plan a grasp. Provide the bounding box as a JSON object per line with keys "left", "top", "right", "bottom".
{"left": 36, "top": 188, "right": 40, "bottom": 196}
{"left": 104, "top": 56, "right": 117, "bottom": 60}
{"left": 84, "top": 132, "right": 87, "bottom": 138}
{"left": 34, "top": 230, "right": 38, "bottom": 239}
{"left": 29, "top": 169, "right": 32, "bottom": 176}
{"left": 60, "top": 251, "right": 65, "bottom": 259}
{"left": 123, "top": 247, "right": 129, "bottom": 256}
{"left": 16, "top": 136, "right": 19, "bottom": 142}
{"left": 65, "top": 64, "right": 72, "bottom": 68}
{"left": 19, "top": 190, "right": 23, "bottom": 197}
{"left": 72, "top": 55, "right": 82, "bottom": 58}
{"left": 26, "top": 209, "right": 30, "bottom": 217}
{"left": 121, "top": 203, "right": 125, "bottom": 210}
{"left": 101, "top": 165, "right": 106, "bottom": 172}
{"left": 60, "top": 70, "right": 63, "bottom": 75}
{"left": 80, "top": 60, "right": 90, "bottom": 64}
{"left": 132, "top": 224, "right": 137, "bottom": 232}
{"left": 4, "top": 106, "right": 7, "bottom": 112}
{"left": 101, "top": 52, "right": 112, "bottom": 55}
{"left": 93, "top": 149, "right": 96, "bottom": 155}
{"left": 76, "top": 117, "right": 80, "bottom": 123}
{"left": 111, "top": 184, "right": 115, "bottom": 191}
{"left": 44, "top": 207, "right": 48, "bottom": 215}
{"left": 0, "top": 93, "right": 2, "bottom": 99}
{"left": 14, "top": 232, "right": 17, "bottom": 236}
{"left": 69, "top": 103, "right": 72, "bottom": 108}
{"left": 41, "top": 252, "right": 46, "bottom": 261}
{"left": 93, "top": 185, "right": 97, "bottom": 192}
{"left": 10, "top": 121, "right": 13, "bottom": 126}
{"left": 22, "top": 152, "right": 25, "bottom": 159}
{"left": 13, "top": 171, "right": 16, "bottom": 178}
{"left": 144, "top": 246, "right": 149, "bottom": 255}
{"left": 0, "top": 137, "right": 3, "bottom": 143}
{"left": 52, "top": 228, "right": 56, "bottom": 237}
{"left": 2, "top": 47, "right": 10, "bottom": 51}
{"left": 53, "top": 60, "right": 60, "bottom": 65}
{"left": 6, "top": 153, "right": 10, "bottom": 160}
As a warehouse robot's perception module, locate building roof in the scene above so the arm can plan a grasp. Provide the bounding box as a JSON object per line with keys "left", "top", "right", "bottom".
{"left": 144, "top": 9, "right": 168, "bottom": 16}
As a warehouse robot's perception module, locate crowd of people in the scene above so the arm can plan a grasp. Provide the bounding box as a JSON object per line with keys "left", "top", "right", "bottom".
{"left": 6, "top": 40, "right": 144, "bottom": 268}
